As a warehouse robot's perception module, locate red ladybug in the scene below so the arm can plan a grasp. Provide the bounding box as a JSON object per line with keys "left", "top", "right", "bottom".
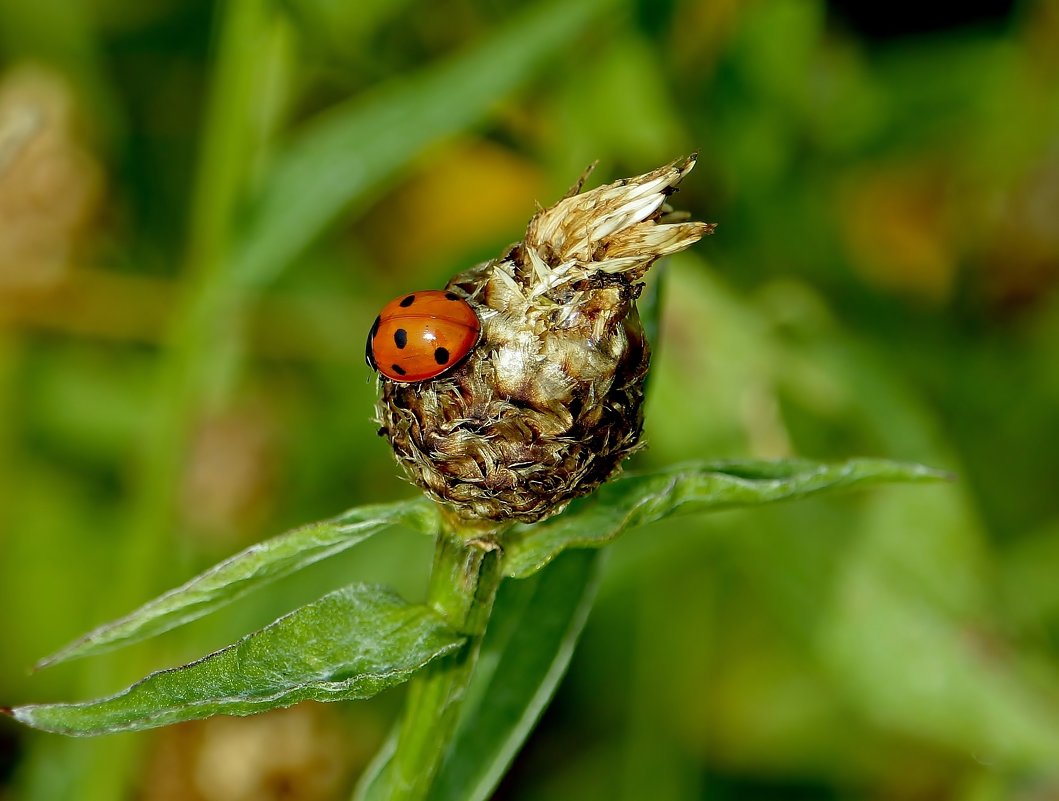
{"left": 366, "top": 290, "right": 481, "bottom": 383}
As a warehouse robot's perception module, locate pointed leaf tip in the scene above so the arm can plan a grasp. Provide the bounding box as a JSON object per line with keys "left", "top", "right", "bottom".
{"left": 502, "top": 458, "right": 947, "bottom": 578}
{"left": 12, "top": 584, "right": 465, "bottom": 736}
{"left": 35, "top": 497, "right": 437, "bottom": 669}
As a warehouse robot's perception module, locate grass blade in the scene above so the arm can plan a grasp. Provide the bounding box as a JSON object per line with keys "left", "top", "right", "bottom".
{"left": 231, "top": 0, "right": 609, "bottom": 287}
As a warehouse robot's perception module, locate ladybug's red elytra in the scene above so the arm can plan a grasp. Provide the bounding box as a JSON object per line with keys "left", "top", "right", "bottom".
{"left": 366, "top": 290, "right": 481, "bottom": 383}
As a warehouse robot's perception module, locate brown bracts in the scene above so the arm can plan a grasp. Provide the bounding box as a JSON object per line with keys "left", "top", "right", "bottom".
{"left": 374, "top": 155, "right": 714, "bottom": 523}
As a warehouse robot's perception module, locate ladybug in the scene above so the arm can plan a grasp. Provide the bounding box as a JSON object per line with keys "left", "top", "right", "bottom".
{"left": 366, "top": 290, "right": 481, "bottom": 383}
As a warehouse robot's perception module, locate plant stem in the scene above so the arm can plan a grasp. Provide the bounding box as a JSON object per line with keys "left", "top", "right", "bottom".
{"left": 388, "top": 523, "right": 506, "bottom": 801}
{"left": 72, "top": 5, "right": 279, "bottom": 801}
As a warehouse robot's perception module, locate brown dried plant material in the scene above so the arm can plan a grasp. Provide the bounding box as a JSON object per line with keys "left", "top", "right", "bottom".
{"left": 0, "top": 65, "right": 103, "bottom": 290}
{"left": 376, "top": 156, "right": 714, "bottom": 524}
{"left": 140, "top": 704, "right": 360, "bottom": 801}
{"left": 179, "top": 401, "right": 281, "bottom": 547}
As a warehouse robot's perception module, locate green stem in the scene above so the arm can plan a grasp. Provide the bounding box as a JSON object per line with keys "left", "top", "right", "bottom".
{"left": 72, "top": 5, "right": 278, "bottom": 801}
{"left": 388, "top": 523, "right": 506, "bottom": 801}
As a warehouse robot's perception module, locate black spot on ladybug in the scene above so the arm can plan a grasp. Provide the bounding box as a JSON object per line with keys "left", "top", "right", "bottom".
{"left": 394, "top": 328, "right": 408, "bottom": 349}
{"left": 434, "top": 347, "right": 450, "bottom": 365}
{"left": 399, "top": 295, "right": 416, "bottom": 307}
{"left": 445, "top": 292, "right": 459, "bottom": 300}
{"left": 391, "top": 363, "right": 407, "bottom": 376}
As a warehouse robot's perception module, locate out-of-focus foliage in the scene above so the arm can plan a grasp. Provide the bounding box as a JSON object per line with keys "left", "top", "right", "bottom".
{"left": 1, "top": 0, "right": 1058, "bottom": 799}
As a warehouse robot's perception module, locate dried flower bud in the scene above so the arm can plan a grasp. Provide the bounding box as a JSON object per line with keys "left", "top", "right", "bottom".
{"left": 375, "top": 155, "right": 714, "bottom": 523}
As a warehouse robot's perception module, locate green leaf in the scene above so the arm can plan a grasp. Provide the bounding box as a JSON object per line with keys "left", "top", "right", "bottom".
{"left": 10, "top": 584, "right": 463, "bottom": 736}
{"left": 352, "top": 550, "right": 602, "bottom": 801}
{"left": 352, "top": 730, "right": 398, "bottom": 801}
{"left": 503, "top": 458, "right": 948, "bottom": 578}
{"left": 821, "top": 485, "right": 1059, "bottom": 766}
{"left": 430, "top": 548, "right": 602, "bottom": 801}
{"left": 38, "top": 497, "right": 438, "bottom": 668}
{"left": 230, "top": 0, "right": 609, "bottom": 288}
{"left": 825, "top": 562, "right": 1059, "bottom": 766}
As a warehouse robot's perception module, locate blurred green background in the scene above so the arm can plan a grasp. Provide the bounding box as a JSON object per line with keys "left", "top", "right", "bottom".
{"left": 2, "top": 0, "right": 1059, "bottom": 799}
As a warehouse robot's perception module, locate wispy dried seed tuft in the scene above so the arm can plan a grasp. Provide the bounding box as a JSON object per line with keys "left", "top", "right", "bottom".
{"left": 375, "top": 155, "right": 714, "bottom": 523}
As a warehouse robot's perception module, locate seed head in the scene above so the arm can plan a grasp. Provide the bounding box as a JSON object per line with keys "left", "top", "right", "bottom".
{"left": 375, "top": 155, "right": 714, "bottom": 523}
